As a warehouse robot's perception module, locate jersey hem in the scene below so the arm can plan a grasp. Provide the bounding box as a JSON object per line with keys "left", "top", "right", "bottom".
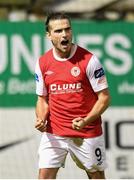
{"left": 45, "top": 131, "right": 103, "bottom": 139}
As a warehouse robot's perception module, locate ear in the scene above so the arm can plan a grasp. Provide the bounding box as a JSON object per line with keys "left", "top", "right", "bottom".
{"left": 46, "top": 32, "right": 51, "bottom": 40}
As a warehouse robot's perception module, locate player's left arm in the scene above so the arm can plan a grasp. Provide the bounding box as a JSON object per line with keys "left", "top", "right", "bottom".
{"left": 84, "top": 87, "right": 110, "bottom": 124}
{"left": 72, "top": 54, "right": 111, "bottom": 130}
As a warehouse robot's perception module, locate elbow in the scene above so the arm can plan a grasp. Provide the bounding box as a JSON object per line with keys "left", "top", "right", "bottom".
{"left": 104, "top": 88, "right": 111, "bottom": 108}
{"left": 106, "top": 94, "right": 111, "bottom": 108}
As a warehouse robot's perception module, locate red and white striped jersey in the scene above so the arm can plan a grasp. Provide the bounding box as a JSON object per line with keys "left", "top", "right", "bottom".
{"left": 35, "top": 44, "right": 108, "bottom": 138}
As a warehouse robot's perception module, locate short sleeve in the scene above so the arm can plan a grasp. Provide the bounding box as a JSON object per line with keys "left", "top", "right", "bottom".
{"left": 86, "top": 54, "right": 108, "bottom": 92}
{"left": 35, "top": 59, "right": 48, "bottom": 96}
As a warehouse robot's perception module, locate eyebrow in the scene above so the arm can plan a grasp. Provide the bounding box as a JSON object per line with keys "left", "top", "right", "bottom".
{"left": 54, "top": 26, "right": 71, "bottom": 32}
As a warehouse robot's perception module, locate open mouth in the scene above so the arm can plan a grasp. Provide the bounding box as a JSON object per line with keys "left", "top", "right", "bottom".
{"left": 61, "top": 40, "right": 69, "bottom": 46}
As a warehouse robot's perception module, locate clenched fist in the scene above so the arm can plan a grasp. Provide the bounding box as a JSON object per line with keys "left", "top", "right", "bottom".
{"left": 72, "top": 117, "right": 86, "bottom": 130}
{"left": 35, "top": 118, "right": 47, "bottom": 132}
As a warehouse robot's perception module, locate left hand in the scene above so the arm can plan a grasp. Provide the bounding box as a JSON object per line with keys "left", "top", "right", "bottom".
{"left": 72, "top": 117, "right": 86, "bottom": 130}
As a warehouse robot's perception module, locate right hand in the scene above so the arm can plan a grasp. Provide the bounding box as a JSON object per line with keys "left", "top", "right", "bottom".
{"left": 35, "top": 118, "right": 47, "bottom": 132}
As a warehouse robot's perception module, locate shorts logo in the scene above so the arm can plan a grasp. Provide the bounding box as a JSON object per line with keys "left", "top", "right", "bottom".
{"left": 71, "top": 67, "right": 80, "bottom": 77}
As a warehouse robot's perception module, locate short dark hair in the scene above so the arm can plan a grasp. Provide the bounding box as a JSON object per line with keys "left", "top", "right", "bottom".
{"left": 45, "top": 12, "right": 71, "bottom": 32}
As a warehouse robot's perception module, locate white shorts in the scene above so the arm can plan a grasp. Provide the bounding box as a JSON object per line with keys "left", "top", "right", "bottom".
{"left": 38, "top": 132, "right": 107, "bottom": 172}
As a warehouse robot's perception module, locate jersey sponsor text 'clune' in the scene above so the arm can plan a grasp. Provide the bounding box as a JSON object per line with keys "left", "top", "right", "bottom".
{"left": 50, "top": 83, "right": 83, "bottom": 94}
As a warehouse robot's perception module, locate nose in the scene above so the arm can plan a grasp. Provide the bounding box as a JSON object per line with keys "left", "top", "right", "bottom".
{"left": 62, "top": 30, "right": 67, "bottom": 37}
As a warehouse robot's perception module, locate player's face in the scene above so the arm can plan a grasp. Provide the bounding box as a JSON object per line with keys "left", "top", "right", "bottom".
{"left": 47, "top": 19, "right": 72, "bottom": 58}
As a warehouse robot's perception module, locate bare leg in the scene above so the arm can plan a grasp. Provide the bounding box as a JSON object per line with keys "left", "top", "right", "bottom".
{"left": 38, "top": 168, "right": 59, "bottom": 179}
{"left": 86, "top": 170, "right": 105, "bottom": 179}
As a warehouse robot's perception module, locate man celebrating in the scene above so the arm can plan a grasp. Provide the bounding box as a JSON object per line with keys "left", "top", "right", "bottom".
{"left": 35, "top": 12, "right": 110, "bottom": 179}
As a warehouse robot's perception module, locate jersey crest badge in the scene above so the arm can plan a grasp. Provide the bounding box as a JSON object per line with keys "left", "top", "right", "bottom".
{"left": 71, "top": 67, "right": 80, "bottom": 77}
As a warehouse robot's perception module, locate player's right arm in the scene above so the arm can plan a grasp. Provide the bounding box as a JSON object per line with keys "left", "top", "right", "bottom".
{"left": 35, "top": 95, "right": 49, "bottom": 132}
{"left": 35, "top": 58, "right": 49, "bottom": 132}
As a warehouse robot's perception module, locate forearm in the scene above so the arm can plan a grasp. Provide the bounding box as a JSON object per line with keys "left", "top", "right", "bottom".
{"left": 72, "top": 89, "right": 110, "bottom": 130}
{"left": 84, "top": 89, "right": 110, "bottom": 125}
{"left": 35, "top": 96, "right": 49, "bottom": 122}
{"left": 84, "top": 98, "right": 109, "bottom": 124}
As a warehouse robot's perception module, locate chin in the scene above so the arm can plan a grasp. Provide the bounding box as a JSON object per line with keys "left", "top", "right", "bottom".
{"left": 60, "top": 48, "right": 68, "bottom": 52}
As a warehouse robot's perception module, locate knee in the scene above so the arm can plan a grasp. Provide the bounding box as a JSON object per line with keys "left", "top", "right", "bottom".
{"left": 86, "top": 170, "right": 105, "bottom": 179}
{"left": 38, "top": 168, "right": 59, "bottom": 179}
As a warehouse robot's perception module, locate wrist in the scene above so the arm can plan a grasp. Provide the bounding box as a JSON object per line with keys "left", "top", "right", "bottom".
{"left": 83, "top": 117, "right": 90, "bottom": 125}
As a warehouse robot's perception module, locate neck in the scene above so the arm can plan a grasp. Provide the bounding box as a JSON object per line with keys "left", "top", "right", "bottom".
{"left": 54, "top": 44, "right": 74, "bottom": 59}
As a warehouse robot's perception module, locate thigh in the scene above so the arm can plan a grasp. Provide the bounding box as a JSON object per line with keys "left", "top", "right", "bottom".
{"left": 38, "top": 133, "right": 68, "bottom": 169}
{"left": 69, "top": 134, "right": 107, "bottom": 172}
